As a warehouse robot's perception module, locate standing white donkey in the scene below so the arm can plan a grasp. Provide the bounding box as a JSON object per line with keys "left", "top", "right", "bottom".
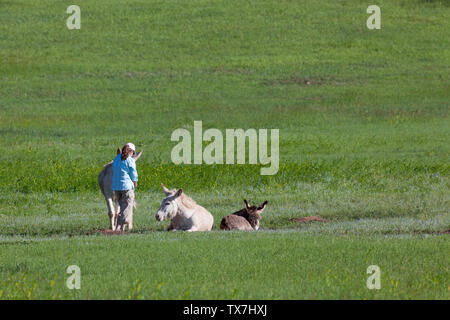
{"left": 156, "top": 183, "right": 214, "bottom": 232}
{"left": 98, "top": 148, "right": 143, "bottom": 230}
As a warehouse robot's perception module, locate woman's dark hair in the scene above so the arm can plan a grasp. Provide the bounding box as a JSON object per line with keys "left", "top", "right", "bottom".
{"left": 121, "top": 145, "right": 134, "bottom": 160}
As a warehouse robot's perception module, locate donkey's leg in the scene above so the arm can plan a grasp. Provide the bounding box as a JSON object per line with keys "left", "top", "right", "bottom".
{"left": 105, "top": 198, "right": 116, "bottom": 230}
{"left": 127, "top": 191, "right": 134, "bottom": 231}
{"left": 128, "top": 214, "right": 133, "bottom": 231}
{"left": 127, "top": 205, "right": 134, "bottom": 231}
{"left": 166, "top": 222, "right": 176, "bottom": 231}
{"left": 114, "top": 200, "right": 120, "bottom": 231}
{"left": 185, "top": 226, "right": 199, "bottom": 232}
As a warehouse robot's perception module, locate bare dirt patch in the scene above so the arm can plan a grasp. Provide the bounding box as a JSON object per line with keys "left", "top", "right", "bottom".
{"left": 92, "top": 229, "right": 131, "bottom": 236}
{"left": 291, "top": 216, "right": 329, "bottom": 224}
{"left": 411, "top": 229, "right": 450, "bottom": 236}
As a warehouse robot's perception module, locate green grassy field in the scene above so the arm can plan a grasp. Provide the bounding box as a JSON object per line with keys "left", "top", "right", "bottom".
{"left": 0, "top": 0, "right": 449, "bottom": 299}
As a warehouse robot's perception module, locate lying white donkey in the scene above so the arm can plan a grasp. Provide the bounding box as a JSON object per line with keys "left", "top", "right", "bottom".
{"left": 156, "top": 183, "right": 214, "bottom": 232}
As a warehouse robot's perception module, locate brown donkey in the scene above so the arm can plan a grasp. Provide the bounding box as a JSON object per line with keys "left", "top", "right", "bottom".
{"left": 220, "top": 200, "right": 268, "bottom": 231}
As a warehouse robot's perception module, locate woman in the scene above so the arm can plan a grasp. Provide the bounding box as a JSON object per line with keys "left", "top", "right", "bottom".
{"left": 112, "top": 142, "right": 139, "bottom": 231}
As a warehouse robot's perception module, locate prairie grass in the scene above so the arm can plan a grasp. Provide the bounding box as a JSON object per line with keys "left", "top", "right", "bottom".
{"left": 0, "top": 0, "right": 448, "bottom": 299}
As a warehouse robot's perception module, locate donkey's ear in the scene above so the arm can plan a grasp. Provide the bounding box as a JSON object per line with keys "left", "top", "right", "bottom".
{"left": 117, "top": 148, "right": 121, "bottom": 155}
{"left": 243, "top": 199, "right": 250, "bottom": 209}
{"left": 258, "top": 201, "right": 268, "bottom": 211}
{"left": 175, "top": 188, "right": 183, "bottom": 198}
{"left": 133, "top": 150, "right": 143, "bottom": 161}
{"left": 161, "top": 183, "right": 171, "bottom": 195}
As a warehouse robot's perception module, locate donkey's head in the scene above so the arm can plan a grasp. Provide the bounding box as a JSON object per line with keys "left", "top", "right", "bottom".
{"left": 243, "top": 199, "right": 268, "bottom": 230}
{"left": 155, "top": 183, "right": 183, "bottom": 221}
{"left": 116, "top": 148, "right": 143, "bottom": 161}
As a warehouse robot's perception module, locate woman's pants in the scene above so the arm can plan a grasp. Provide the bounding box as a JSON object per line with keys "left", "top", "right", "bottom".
{"left": 114, "top": 189, "right": 135, "bottom": 226}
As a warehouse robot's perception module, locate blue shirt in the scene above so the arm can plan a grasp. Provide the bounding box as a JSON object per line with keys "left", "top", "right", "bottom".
{"left": 112, "top": 154, "right": 138, "bottom": 191}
